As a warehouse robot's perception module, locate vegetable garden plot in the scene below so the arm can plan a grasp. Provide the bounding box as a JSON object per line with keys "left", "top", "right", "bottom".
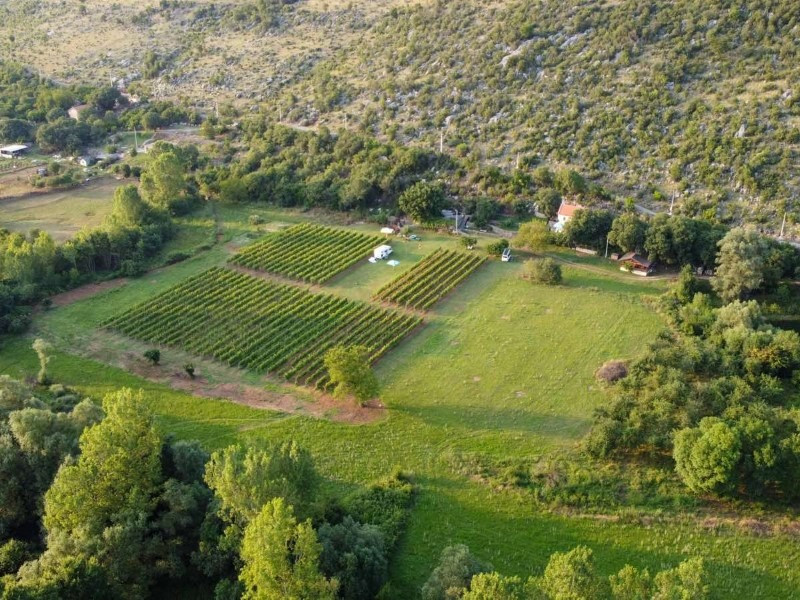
{"left": 230, "top": 223, "right": 385, "bottom": 283}
{"left": 373, "top": 248, "right": 486, "bottom": 310}
{"left": 103, "top": 267, "right": 421, "bottom": 389}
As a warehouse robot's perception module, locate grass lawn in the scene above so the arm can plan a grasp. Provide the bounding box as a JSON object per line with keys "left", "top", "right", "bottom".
{"left": 1, "top": 208, "right": 797, "bottom": 598}
{"left": 0, "top": 177, "right": 123, "bottom": 241}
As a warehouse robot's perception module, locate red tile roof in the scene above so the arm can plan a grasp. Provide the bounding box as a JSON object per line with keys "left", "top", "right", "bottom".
{"left": 557, "top": 202, "right": 583, "bottom": 218}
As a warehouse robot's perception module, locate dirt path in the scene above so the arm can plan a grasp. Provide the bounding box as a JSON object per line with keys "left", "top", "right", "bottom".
{"left": 120, "top": 355, "right": 386, "bottom": 424}
{"left": 47, "top": 278, "right": 128, "bottom": 308}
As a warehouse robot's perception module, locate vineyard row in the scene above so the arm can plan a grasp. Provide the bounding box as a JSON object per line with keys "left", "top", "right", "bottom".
{"left": 103, "top": 267, "right": 421, "bottom": 389}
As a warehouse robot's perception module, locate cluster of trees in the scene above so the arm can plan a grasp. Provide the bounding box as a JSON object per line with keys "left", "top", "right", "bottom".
{"left": 0, "top": 378, "right": 416, "bottom": 599}
{"left": 279, "top": 0, "right": 800, "bottom": 222}
{"left": 0, "top": 61, "right": 198, "bottom": 153}
{"left": 421, "top": 544, "right": 708, "bottom": 600}
{"left": 0, "top": 178, "right": 180, "bottom": 335}
{"left": 589, "top": 271, "right": 800, "bottom": 500}
{"left": 202, "top": 123, "right": 447, "bottom": 213}
{"left": 558, "top": 207, "right": 800, "bottom": 285}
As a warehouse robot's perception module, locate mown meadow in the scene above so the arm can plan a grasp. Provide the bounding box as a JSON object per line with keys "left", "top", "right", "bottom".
{"left": 0, "top": 214, "right": 798, "bottom": 598}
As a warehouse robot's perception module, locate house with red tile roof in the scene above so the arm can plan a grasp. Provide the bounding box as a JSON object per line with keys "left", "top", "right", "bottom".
{"left": 553, "top": 201, "right": 584, "bottom": 232}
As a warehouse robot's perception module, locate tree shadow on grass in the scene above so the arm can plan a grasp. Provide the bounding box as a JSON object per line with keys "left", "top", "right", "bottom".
{"left": 392, "top": 401, "right": 590, "bottom": 439}
{"left": 391, "top": 473, "right": 796, "bottom": 599}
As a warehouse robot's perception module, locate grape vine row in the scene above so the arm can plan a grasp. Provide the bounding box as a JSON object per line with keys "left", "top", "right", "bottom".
{"left": 373, "top": 248, "right": 486, "bottom": 310}
{"left": 229, "top": 223, "right": 384, "bottom": 283}
{"left": 103, "top": 267, "right": 422, "bottom": 389}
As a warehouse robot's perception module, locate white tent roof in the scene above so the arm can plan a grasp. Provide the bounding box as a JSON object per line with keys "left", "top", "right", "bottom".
{"left": 0, "top": 144, "right": 28, "bottom": 153}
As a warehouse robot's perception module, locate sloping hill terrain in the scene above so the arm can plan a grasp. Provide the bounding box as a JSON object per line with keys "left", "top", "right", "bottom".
{"left": 2, "top": 1, "right": 800, "bottom": 225}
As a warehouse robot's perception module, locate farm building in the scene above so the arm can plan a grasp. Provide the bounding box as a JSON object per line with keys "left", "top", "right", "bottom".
{"left": 68, "top": 104, "right": 90, "bottom": 120}
{"left": 618, "top": 252, "right": 654, "bottom": 276}
{"left": 552, "top": 201, "right": 584, "bottom": 232}
{"left": 0, "top": 144, "right": 29, "bottom": 158}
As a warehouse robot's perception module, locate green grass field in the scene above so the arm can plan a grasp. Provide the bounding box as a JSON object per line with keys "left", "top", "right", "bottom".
{"left": 0, "top": 210, "right": 798, "bottom": 598}
{"left": 0, "top": 177, "right": 123, "bottom": 241}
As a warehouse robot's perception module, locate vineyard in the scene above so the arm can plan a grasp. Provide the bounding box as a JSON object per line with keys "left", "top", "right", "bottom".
{"left": 374, "top": 248, "right": 486, "bottom": 310}
{"left": 229, "top": 223, "right": 384, "bottom": 283}
{"left": 103, "top": 267, "right": 422, "bottom": 389}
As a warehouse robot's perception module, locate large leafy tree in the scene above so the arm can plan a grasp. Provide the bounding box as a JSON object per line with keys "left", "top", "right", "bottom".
{"left": 318, "top": 516, "right": 387, "bottom": 600}
{"left": 421, "top": 544, "right": 490, "bottom": 600}
{"left": 239, "top": 498, "right": 337, "bottom": 600}
{"left": 712, "top": 227, "right": 770, "bottom": 302}
{"left": 608, "top": 213, "right": 648, "bottom": 253}
{"left": 673, "top": 418, "right": 741, "bottom": 496}
{"left": 538, "top": 546, "right": 606, "bottom": 600}
{"left": 397, "top": 181, "right": 445, "bottom": 223}
{"left": 562, "top": 209, "right": 614, "bottom": 251}
{"left": 323, "top": 345, "right": 379, "bottom": 404}
{"left": 43, "top": 389, "right": 162, "bottom": 535}
{"left": 205, "top": 441, "right": 318, "bottom": 524}
{"left": 139, "top": 151, "right": 188, "bottom": 213}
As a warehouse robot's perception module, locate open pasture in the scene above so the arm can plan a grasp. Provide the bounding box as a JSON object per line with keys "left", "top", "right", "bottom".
{"left": 0, "top": 178, "right": 121, "bottom": 241}
{"left": 374, "top": 248, "right": 486, "bottom": 309}
{"left": 229, "top": 222, "right": 384, "bottom": 283}
{"left": 103, "top": 266, "right": 421, "bottom": 388}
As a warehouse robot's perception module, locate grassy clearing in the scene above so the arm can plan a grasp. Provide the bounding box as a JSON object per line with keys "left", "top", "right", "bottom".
{"left": 0, "top": 177, "right": 123, "bottom": 240}
{"left": 0, "top": 210, "right": 796, "bottom": 598}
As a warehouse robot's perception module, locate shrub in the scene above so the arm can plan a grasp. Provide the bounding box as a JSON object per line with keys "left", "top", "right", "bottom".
{"left": 486, "top": 239, "right": 509, "bottom": 256}
{"left": 165, "top": 251, "right": 191, "bottom": 265}
{"left": 522, "top": 258, "right": 562, "bottom": 285}
{"left": 143, "top": 349, "right": 161, "bottom": 365}
{"left": 184, "top": 363, "right": 195, "bottom": 379}
{"left": 346, "top": 471, "right": 415, "bottom": 549}
{"left": 459, "top": 236, "right": 478, "bottom": 250}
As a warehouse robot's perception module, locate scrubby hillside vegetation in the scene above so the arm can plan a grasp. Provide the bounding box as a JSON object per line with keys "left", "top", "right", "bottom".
{"left": 3, "top": 1, "right": 800, "bottom": 227}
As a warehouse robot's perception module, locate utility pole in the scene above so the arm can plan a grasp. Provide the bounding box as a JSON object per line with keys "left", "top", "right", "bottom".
{"left": 780, "top": 212, "right": 787, "bottom": 238}
{"left": 515, "top": 153, "right": 520, "bottom": 169}
{"left": 454, "top": 209, "right": 459, "bottom": 233}
{"left": 605, "top": 235, "right": 610, "bottom": 259}
{"left": 439, "top": 129, "right": 444, "bottom": 154}
{"left": 133, "top": 126, "right": 138, "bottom": 153}
{"left": 669, "top": 191, "right": 676, "bottom": 216}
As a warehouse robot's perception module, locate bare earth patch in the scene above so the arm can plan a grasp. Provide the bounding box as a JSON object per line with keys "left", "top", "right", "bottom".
{"left": 101, "top": 343, "right": 386, "bottom": 425}
{"left": 169, "top": 374, "right": 385, "bottom": 424}
{"left": 48, "top": 278, "right": 128, "bottom": 307}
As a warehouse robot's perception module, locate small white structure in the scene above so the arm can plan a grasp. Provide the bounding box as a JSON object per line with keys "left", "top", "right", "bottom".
{"left": 68, "top": 104, "right": 90, "bottom": 121}
{"left": 380, "top": 227, "right": 395, "bottom": 235}
{"left": 0, "top": 144, "right": 29, "bottom": 159}
{"left": 501, "top": 247, "right": 512, "bottom": 262}
{"left": 552, "top": 201, "right": 583, "bottom": 232}
{"left": 373, "top": 245, "right": 393, "bottom": 260}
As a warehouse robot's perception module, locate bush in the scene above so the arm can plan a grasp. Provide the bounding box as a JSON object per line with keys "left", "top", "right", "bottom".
{"left": 346, "top": 471, "right": 415, "bottom": 549}
{"left": 486, "top": 239, "right": 509, "bottom": 256}
{"left": 522, "top": 258, "right": 562, "bottom": 285}
{"left": 459, "top": 236, "right": 478, "bottom": 250}
{"left": 165, "top": 251, "right": 191, "bottom": 265}
{"left": 143, "top": 349, "right": 161, "bottom": 365}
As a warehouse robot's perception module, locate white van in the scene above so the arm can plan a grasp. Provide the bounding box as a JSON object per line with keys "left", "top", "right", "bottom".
{"left": 373, "top": 245, "right": 393, "bottom": 260}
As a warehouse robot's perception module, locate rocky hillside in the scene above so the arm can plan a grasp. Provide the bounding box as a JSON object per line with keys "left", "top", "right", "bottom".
{"left": 3, "top": 0, "right": 800, "bottom": 229}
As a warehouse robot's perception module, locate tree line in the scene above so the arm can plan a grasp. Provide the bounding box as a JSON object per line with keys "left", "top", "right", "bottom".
{"left": 0, "top": 61, "right": 198, "bottom": 154}
{"left": 589, "top": 268, "right": 800, "bottom": 501}
{"left": 0, "top": 374, "right": 413, "bottom": 599}
{"left": 0, "top": 141, "right": 202, "bottom": 335}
